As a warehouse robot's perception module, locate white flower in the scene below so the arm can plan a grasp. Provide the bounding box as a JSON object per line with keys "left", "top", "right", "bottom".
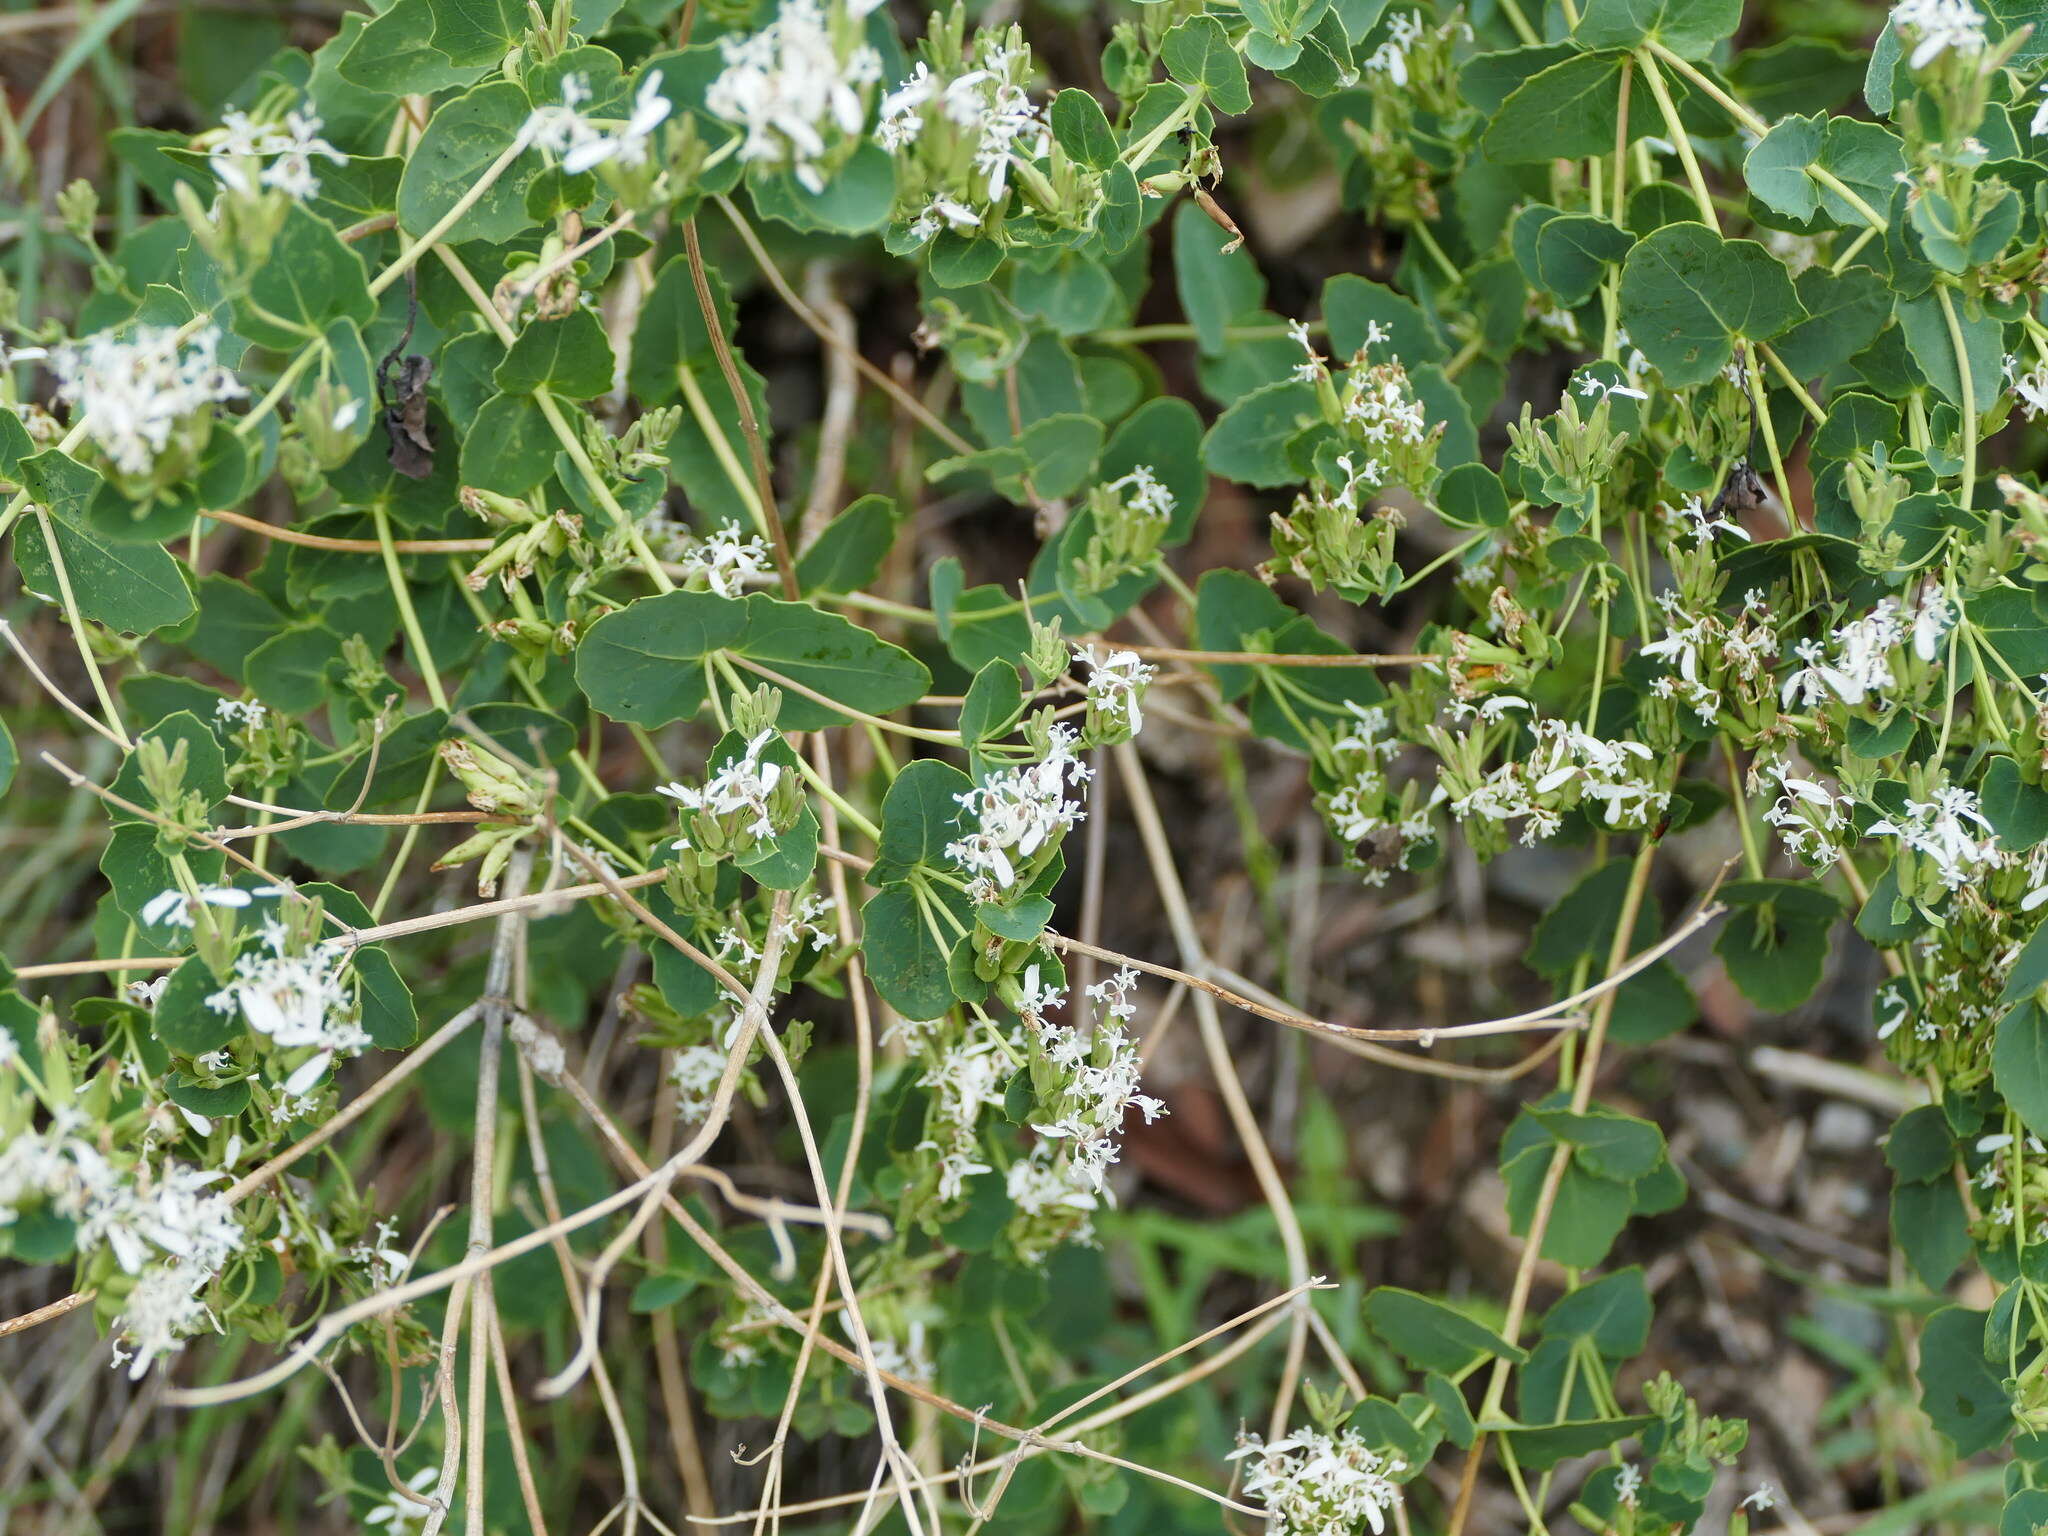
{"left": 669, "top": 1044, "right": 728, "bottom": 1122}
{"left": 2010, "top": 358, "right": 2048, "bottom": 419}
{"left": 49, "top": 324, "right": 245, "bottom": 479}
{"left": 875, "top": 28, "right": 1051, "bottom": 203}
{"left": 1614, "top": 1461, "right": 1643, "bottom": 1507}
{"left": 256, "top": 109, "right": 347, "bottom": 199}
{"left": 1779, "top": 599, "right": 1908, "bottom": 709}
{"left": 1074, "top": 645, "right": 1156, "bottom": 736}
{"left": 1361, "top": 11, "right": 1423, "bottom": 87}
{"left": 1869, "top": 784, "right": 2000, "bottom": 890}
{"left": 204, "top": 917, "right": 368, "bottom": 1062}
{"left": 207, "top": 107, "right": 342, "bottom": 200}
{"left": 1100, "top": 464, "right": 1176, "bottom": 522}
{"left": 944, "top": 725, "right": 1091, "bottom": 896}
{"left": 365, "top": 1469, "right": 439, "bottom": 1530}
{"left": 139, "top": 883, "right": 278, "bottom": 929}
{"left": 1891, "top": 0, "right": 1986, "bottom": 68}
{"left": 1288, "top": 318, "right": 1325, "bottom": 382}
{"left": 2033, "top": 83, "right": 2048, "bottom": 137}
{"left": 657, "top": 729, "right": 786, "bottom": 845}
{"left": 1576, "top": 373, "right": 1648, "bottom": 402}
{"left": 673, "top": 519, "right": 773, "bottom": 597}
{"left": 529, "top": 72, "right": 673, "bottom": 174}
{"left": 1910, "top": 585, "right": 1953, "bottom": 662}
{"left": 214, "top": 696, "right": 267, "bottom": 728}
{"left": 1743, "top": 1482, "right": 1778, "bottom": 1512}
{"left": 1230, "top": 1426, "right": 1405, "bottom": 1536}
{"left": 707, "top": 0, "right": 883, "bottom": 194}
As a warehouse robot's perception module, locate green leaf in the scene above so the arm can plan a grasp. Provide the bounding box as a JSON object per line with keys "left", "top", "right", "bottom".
{"left": 460, "top": 392, "right": 557, "bottom": 494}
{"left": 1982, "top": 756, "right": 2048, "bottom": 853}
{"left": 13, "top": 482, "right": 195, "bottom": 635}
{"left": 1617, "top": 223, "right": 1806, "bottom": 386}
{"left": 151, "top": 957, "right": 238, "bottom": 1055}
{"left": 232, "top": 204, "right": 374, "bottom": 349}
{"left": 340, "top": 0, "right": 492, "bottom": 94}
{"left": 1529, "top": 1105, "right": 1666, "bottom": 1182}
{"left": 1572, "top": 0, "right": 1739, "bottom": 55}
{"left": 1049, "top": 88, "right": 1118, "bottom": 170}
{"left": 1539, "top": 1267, "right": 1650, "bottom": 1357}
{"left": 1173, "top": 200, "right": 1265, "bottom": 354}
{"left": 732, "top": 595, "right": 933, "bottom": 730}
{"left": 1484, "top": 52, "right": 1633, "bottom": 163}
{"left": 1995, "top": 999, "right": 2048, "bottom": 1140}
{"left": 1916, "top": 1307, "right": 2011, "bottom": 1457}
{"left": 574, "top": 589, "right": 750, "bottom": 726}
{"left": 1322, "top": 273, "right": 1447, "bottom": 364}
{"left": 494, "top": 308, "right": 616, "bottom": 398}
{"left": 1896, "top": 291, "right": 2004, "bottom": 412}
{"left": 1746, "top": 115, "right": 1902, "bottom": 229}
{"left": 1160, "top": 15, "right": 1252, "bottom": 115}
{"left": 1893, "top": 1177, "right": 1971, "bottom": 1289}
{"left": 1712, "top": 878, "right": 1844, "bottom": 1012}
{"left": 797, "top": 495, "right": 900, "bottom": 595}
{"left": 1531, "top": 213, "right": 1634, "bottom": 307}
{"left": 875, "top": 759, "right": 972, "bottom": 877}
{"left": 1885, "top": 1104, "right": 1955, "bottom": 1183}
{"left": 396, "top": 80, "right": 540, "bottom": 246}
{"left": 427, "top": 0, "right": 524, "bottom": 66}
{"left": 1363, "top": 1287, "right": 1526, "bottom": 1374}
{"left": 1201, "top": 379, "right": 1318, "bottom": 486}
{"left": 861, "top": 885, "right": 961, "bottom": 1021}
{"left": 1967, "top": 587, "right": 2048, "bottom": 674}
{"left": 575, "top": 591, "right": 930, "bottom": 730}
{"left": 1100, "top": 398, "right": 1208, "bottom": 543}
{"left": 1499, "top": 1417, "right": 1658, "bottom": 1471}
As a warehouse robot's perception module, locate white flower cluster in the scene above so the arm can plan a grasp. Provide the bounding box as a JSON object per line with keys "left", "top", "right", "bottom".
{"left": 1003, "top": 966, "right": 1163, "bottom": 1236}
{"left": 1362, "top": 11, "right": 1425, "bottom": 86}
{"left": 877, "top": 29, "right": 1052, "bottom": 238}
{"left": 1343, "top": 363, "right": 1430, "bottom": 447}
{"left": 1229, "top": 1426, "right": 1406, "bottom": 1536}
{"left": 1762, "top": 761, "right": 1852, "bottom": 870}
{"left": 209, "top": 108, "right": 344, "bottom": 200}
{"left": 1073, "top": 645, "right": 1156, "bottom": 738}
{"left": 1891, "top": 0, "right": 1986, "bottom": 68}
{"left": 1100, "top": 464, "right": 1177, "bottom": 524}
{"left": 139, "top": 881, "right": 281, "bottom": 930}
{"left": 0, "top": 1119, "right": 242, "bottom": 1377}
{"left": 1871, "top": 783, "right": 2000, "bottom": 891}
{"left": 669, "top": 1043, "right": 730, "bottom": 1122}
{"left": 1780, "top": 591, "right": 1949, "bottom": 710}
{"left": 50, "top": 323, "right": 245, "bottom": 479}
{"left": 657, "top": 729, "right": 786, "bottom": 849}
{"left": 524, "top": 73, "right": 672, "bottom": 175}
{"left": 1444, "top": 710, "right": 1669, "bottom": 842}
{"left": 205, "top": 915, "right": 369, "bottom": 1096}
{"left": 214, "top": 697, "right": 267, "bottom": 730}
{"left": 917, "top": 1034, "right": 1007, "bottom": 1200}
{"left": 945, "top": 725, "right": 1092, "bottom": 899}
{"left": 1640, "top": 588, "right": 1776, "bottom": 725}
{"left": 2008, "top": 353, "right": 2048, "bottom": 419}
{"left": 707, "top": 0, "right": 884, "bottom": 193}
{"left": 670, "top": 520, "right": 773, "bottom": 597}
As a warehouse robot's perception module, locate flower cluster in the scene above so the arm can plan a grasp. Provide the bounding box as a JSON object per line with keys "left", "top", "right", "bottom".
{"left": 1229, "top": 1426, "right": 1406, "bottom": 1536}
{"left": 1437, "top": 707, "right": 1671, "bottom": 849}
{"left": 1780, "top": 591, "right": 1949, "bottom": 712}
{"left": 707, "top": 0, "right": 884, "bottom": 194}
{"left": 1073, "top": 645, "right": 1156, "bottom": 743}
{"left": 524, "top": 73, "right": 673, "bottom": 176}
{"left": 0, "top": 1120, "right": 243, "bottom": 1377}
{"left": 49, "top": 323, "right": 245, "bottom": 481}
{"left": 669, "top": 520, "right": 774, "bottom": 598}
{"left": 208, "top": 108, "right": 345, "bottom": 200}
{"left": 657, "top": 731, "right": 801, "bottom": 858}
{"left": 877, "top": 22, "right": 1052, "bottom": 236}
{"left": 944, "top": 725, "right": 1092, "bottom": 900}
{"left": 205, "top": 916, "right": 369, "bottom": 1095}
{"left": 1891, "top": 0, "right": 1986, "bottom": 69}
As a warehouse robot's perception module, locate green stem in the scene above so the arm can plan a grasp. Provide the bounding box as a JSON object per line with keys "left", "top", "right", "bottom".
{"left": 373, "top": 502, "right": 449, "bottom": 712}
{"left": 1637, "top": 50, "right": 1716, "bottom": 231}
{"left": 1935, "top": 285, "right": 1978, "bottom": 508}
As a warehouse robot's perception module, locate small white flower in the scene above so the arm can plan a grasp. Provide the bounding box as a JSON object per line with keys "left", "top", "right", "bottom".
{"left": 364, "top": 1469, "right": 439, "bottom": 1530}
{"left": 1891, "top": 0, "right": 1986, "bottom": 69}
{"left": 50, "top": 324, "right": 245, "bottom": 480}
